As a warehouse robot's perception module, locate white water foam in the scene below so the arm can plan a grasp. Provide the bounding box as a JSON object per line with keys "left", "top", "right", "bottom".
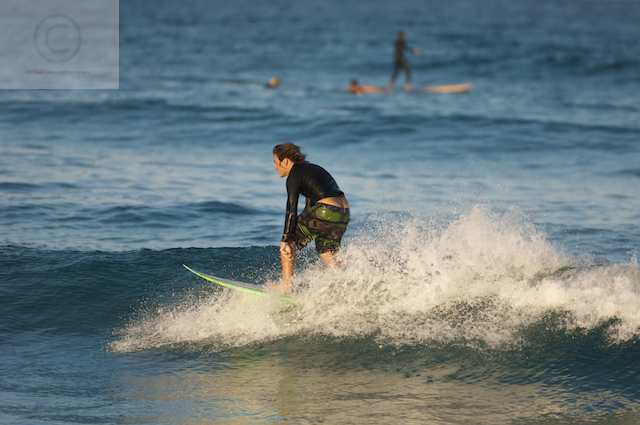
{"left": 110, "top": 207, "right": 640, "bottom": 353}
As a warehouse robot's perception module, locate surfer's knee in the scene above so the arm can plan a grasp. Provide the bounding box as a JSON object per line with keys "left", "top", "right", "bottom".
{"left": 318, "top": 250, "right": 341, "bottom": 268}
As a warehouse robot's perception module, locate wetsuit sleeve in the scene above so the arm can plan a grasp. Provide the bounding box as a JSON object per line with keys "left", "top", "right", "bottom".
{"left": 282, "top": 172, "right": 300, "bottom": 242}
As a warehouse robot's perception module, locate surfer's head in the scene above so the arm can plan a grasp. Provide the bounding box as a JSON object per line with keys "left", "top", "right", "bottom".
{"left": 273, "top": 143, "right": 305, "bottom": 177}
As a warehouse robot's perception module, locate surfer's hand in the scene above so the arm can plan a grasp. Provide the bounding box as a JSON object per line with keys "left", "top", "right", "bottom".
{"left": 280, "top": 241, "right": 294, "bottom": 260}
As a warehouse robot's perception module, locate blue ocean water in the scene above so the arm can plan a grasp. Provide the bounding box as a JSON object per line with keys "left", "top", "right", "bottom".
{"left": 1, "top": 0, "right": 640, "bottom": 423}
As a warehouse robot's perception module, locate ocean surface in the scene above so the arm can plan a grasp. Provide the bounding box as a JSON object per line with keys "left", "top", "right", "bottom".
{"left": 2, "top": 0, "right": 640, "bottom": 423}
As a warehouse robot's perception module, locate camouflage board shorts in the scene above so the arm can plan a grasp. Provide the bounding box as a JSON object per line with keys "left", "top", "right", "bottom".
{"left": 292, "top": 203, "right": 350, "bottom": 254}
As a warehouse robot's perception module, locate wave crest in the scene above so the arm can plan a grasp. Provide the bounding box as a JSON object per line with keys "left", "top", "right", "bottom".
{"left": 109, "top": 207, "right": 640, "bottom": 353}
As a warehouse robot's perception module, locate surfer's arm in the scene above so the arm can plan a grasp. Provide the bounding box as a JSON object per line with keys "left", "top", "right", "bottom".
{"left": 282, "top": 174, "right": 300, "bottom": 242}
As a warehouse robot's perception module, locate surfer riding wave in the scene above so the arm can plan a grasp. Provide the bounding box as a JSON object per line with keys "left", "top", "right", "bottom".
{"left": 272, "top": 143, "right": 350, "bottom": 293}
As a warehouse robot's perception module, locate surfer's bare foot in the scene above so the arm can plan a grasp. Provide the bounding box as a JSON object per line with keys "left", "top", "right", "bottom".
{"left": 403, "top": 83, "right": 413, "bottom": 92}
{"left": 267, "top": 281, "right": 292, "bottom": 294}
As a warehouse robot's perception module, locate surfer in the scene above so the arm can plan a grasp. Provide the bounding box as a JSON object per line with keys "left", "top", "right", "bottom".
{"left": 389, "top": 31, "right": 419, "bottom": 91}
{"left": 272, "top": 143, "right": 350, "bottom": 292}
{"left": 347, "top": 79, "right": 386, "bottom": 95}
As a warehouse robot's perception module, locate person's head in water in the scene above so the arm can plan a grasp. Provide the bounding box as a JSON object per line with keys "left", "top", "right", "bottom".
{"left": 273, "top": 143, "right": 306, "bottom": 177}
{"left": 350, "top": 79, "right": 359, "bottom": 87}
{"left": 266, "top": 76, "right": 281, "bottom": 89}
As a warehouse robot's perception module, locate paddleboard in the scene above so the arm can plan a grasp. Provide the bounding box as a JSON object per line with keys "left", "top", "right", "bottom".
{"left": 424, "top": 83, "right": 472, "bottom": 94}
{"left": 183, "top": 264, "right": 297, "bottom": 305}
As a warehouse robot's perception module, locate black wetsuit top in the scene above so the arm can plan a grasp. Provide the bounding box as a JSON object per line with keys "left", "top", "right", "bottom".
{"left": 394, "top": 38, "right": 407, "bottom": 63}
{"left": 282, "top": 162, "right": 344, "bottom": 242}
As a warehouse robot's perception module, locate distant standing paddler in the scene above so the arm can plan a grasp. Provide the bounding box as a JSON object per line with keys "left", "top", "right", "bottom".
{"left": 389, "top": 31, "right": 420, "bottom": 91}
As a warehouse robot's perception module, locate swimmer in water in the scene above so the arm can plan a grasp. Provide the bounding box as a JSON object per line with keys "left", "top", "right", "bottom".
{"left": 347, "top": 79, "right": 386, "bottom": 94}
{"left": 265, "top": 76, "right": 281, "bottom": 89}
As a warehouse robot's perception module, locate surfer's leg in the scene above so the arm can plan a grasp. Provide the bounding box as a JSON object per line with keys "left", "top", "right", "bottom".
{"left": 404, "top": 59, "right": 412, "bottom": 84}
{"left": 279, "top": 241, "right": 295, "bottom": 287}
{"left": 277, "top": 210, "right": 313, "bottom": 289}
{"left": 316, "top": 239, "right": 343, "bottom": 268}
{"left": 401, "top": 59, "right": 412, "bottom": 91}
{"left": 389, "top": 61, "right": 401, "bottom": 87}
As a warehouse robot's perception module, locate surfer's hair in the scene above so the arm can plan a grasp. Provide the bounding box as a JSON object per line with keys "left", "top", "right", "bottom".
{"left": 273, "top": 143, "right": 306, "bottom": 163}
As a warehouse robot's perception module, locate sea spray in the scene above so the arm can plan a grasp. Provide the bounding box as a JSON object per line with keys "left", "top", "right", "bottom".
{"left": 110, "top": 207, "right": 640, "bottom": 352}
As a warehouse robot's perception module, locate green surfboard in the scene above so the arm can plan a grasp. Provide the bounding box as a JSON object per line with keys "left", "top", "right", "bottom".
{"left": 183, "top": 264, "right": 297, "bottom": 305}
